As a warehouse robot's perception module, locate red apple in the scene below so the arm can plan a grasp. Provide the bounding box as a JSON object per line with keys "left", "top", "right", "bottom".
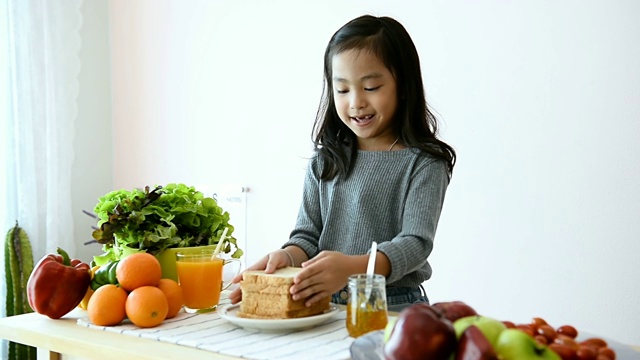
{"left": 384, "top": 303, "right": 457, "bottom": 360}
{"left": 455, "top": 325, "right": 500, "bottom": 360}
{"left": 432, "top": 301, "right": 478, "bottom": 322}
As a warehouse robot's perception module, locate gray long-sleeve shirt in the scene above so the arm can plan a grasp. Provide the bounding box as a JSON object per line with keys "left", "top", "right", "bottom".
{"left": 283, "top": 147, "right": 450, "bottom": 288}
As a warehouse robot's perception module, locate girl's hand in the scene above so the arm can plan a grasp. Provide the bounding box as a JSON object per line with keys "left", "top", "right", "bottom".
{"left": 228, "top": 249, "right": 292, "bottom": 304}
{"left": 291, "top": 251, "right": 352, "bottom": 307}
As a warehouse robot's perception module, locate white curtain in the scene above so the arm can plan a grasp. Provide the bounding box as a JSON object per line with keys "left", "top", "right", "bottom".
{"left": 1, "top": 0, "right": 82, "bottom": 354}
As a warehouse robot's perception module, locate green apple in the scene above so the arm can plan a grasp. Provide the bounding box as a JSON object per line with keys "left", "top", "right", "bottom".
{"left": 383, "top": 317, "right": 397, "bottom": 343}
{"left": 495, "top": 329, "right": 561, "bottom": 360}
{"left": 453, "top": 315, "right": 506, "bottom": 346}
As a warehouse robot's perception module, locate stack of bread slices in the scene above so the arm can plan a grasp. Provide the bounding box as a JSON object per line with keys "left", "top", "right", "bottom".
{"left": 238, "top": 267, "right": 331, "bottom": 319}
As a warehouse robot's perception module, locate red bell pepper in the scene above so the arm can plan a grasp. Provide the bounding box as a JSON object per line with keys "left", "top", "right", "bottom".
{"left": 27, "top": 247, "right": 91, "bottom": 319}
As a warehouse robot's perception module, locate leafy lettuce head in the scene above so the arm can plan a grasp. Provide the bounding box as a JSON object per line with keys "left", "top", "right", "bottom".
{"left": 92, "top": 183, "right": 243, "bottom": 261}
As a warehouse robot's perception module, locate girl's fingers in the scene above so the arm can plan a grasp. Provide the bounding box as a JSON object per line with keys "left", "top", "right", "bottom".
{"left": 291, "top": 283, "right": 317, "bottom": 302}
{"left": 293, "top": 264, "right": 322, "bottom": 287}
{"left": 291, "top": 282, "right": 330, "bottom": 307}
{"left": 232, "top": 256, "right": 270, "bottom": 283}
{"left": 291, "top": 268, "right": 325, "bottom": 299}
{"left": 231, "top": 273, "right": 243, "bottom": 284}
{"left": 305, "top": 291, "right": 331, "bottom": 308}
{"left": 229, "top": 287, "right": 242, "bottom": 304}
{"left": 264, "top": 256, "right": 279, "bottom": 273}
{"left": 301, "top": 257, "right": 316, "bottom": 267}
{"left": 301, "top": 250, "right": 329, "bottom": 267}
{"left": 264, "top": 253, "right": 282, "bottom": 274}
{"left": 264, "top": 250, "right": 290, "bottom": 273}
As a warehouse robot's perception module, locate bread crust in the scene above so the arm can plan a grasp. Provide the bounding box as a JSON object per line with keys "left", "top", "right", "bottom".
{"left": 241, "top": 267, "right": 301, "bottom": 285}
{"left": 238, "top": 301, "right": 330, "bottom": 319}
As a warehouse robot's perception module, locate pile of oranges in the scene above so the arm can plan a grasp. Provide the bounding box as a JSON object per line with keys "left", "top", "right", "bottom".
{"left": 86, "top": 253, "right": 184, "bottom": 328}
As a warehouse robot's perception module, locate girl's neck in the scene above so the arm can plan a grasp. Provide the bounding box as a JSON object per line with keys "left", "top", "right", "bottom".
{"left": 358, "top": 136, "right": 402, "bottom": 151}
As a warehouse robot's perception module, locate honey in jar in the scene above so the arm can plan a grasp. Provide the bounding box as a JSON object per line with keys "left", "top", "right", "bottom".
{"left": 346, "top": 274, "right": 388, "bottom": 338}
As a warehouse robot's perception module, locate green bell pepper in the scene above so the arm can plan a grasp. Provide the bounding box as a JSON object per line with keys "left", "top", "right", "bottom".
{"left": 90, "top": 260, "right": 120, "bottom": 290}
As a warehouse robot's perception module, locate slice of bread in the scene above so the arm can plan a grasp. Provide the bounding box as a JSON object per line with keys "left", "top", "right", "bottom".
{"left": 240, "top": 293, "right": 309, "bottom": 311}
{"left": 238, "top": 267, "right": 331, "bottom": 319}
{"left": 237, "top": 302, "right": 330, "bottom": 319}
{"left": 239, "top": 283, "right": 291, "bottom": 295}
{"left": 241, "top": 267, "right": 302, "bottom": 285}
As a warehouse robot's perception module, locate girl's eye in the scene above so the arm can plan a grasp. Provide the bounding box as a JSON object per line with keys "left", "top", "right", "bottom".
{"left": 336, "top": 89, "right": 348, "bottom": 94}
{"left": 365, "top": 86, "right": 381, "bottom": 92}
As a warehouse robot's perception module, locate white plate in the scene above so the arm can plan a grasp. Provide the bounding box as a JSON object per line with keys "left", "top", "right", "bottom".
{"left": 219, "top": 304, "right": 340, "bottom": 332}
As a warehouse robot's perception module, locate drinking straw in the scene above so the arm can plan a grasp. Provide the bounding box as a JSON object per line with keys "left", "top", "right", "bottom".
{"left": 212, "top": 227, "right": 229, "bottom": 257}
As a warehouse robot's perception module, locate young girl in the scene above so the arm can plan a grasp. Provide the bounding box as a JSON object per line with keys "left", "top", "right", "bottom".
{"left": 230, "top": 14, "right": 456, "bottom": 312}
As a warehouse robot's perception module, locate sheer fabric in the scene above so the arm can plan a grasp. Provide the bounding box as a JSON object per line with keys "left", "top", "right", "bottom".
{"left": 1, "top": 3, "right": 83, "bottom": 356}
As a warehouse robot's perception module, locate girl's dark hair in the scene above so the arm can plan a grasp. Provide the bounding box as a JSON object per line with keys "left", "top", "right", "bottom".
{"left": 312, "top": 15, "right": 456, "bottom": 180}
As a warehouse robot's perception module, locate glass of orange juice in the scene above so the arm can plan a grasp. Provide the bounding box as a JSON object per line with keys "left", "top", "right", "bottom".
{"left": 175, "top": 249, "right": 240, "bottom": 313}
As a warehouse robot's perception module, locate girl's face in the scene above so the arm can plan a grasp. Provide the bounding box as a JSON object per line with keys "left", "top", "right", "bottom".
{"left": 331, "top": 49, "right": 399, "bottom": 151}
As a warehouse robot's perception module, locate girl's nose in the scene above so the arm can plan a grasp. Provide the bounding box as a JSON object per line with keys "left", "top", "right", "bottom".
{"left": 349, "top": 91, "right": 366, "bottom": 110}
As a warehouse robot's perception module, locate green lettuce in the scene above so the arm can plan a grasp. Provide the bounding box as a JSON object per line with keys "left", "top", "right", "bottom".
{"left": 91, "top": 183, "right": 243, "bottom": 261}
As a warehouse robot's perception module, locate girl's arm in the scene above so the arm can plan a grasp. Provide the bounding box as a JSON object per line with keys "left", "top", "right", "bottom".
{"left": 377, "top": 156, "right": 450, "bottom": 284}
{"left": 283, "top": 157, "right": 323, "bottom": 259}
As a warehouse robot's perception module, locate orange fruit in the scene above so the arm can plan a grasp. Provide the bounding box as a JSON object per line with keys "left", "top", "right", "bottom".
{"left": 116, "top": 252, "right": 162, "bottom": 291}
{"left": 157, "top": 278, "right": 184, "bottom": 319}
{"left": 87, "top": 284, "right": 128, "bottom": 326}
{"left": 125, "top": 286, "right": 169, "bottom": 328}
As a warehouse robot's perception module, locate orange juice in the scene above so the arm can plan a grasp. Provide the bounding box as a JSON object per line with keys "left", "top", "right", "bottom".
{"left": 176, "top": 257, "right": 223, "bottom": 310}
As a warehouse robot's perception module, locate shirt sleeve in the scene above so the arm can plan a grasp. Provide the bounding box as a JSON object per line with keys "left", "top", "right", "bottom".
{"left": 282, "top": 157, "right": 322, "bottom": 259}
{"left": 377, "top": 157, "right": 450, "bottom": 284}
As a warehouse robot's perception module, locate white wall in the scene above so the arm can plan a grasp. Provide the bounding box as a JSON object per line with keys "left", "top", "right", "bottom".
{"left": 98, "top": 0, "right": 640, "bottom": 345}
{"left": 73, "top": 0, "right": 115, "bottom": 263}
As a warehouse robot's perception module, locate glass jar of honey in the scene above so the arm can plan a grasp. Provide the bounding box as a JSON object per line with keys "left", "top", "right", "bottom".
{"left": 346, "top": 274, "right": 388, "bottom": 338}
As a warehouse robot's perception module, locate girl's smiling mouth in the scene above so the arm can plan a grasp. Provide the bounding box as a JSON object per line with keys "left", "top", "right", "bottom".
{"left": 351, "top": 114, "right": 374, "bottom": 123}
